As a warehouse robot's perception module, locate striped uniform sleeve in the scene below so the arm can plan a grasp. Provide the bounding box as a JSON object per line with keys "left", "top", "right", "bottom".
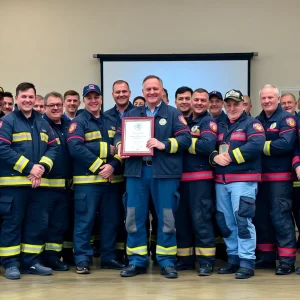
{"left": 229, "top": 120, "right": 266, "bottom": 164}
{"left": 39, "top": 123, "right": 59, "bottom": 173}
{"left": 0, "top": 118, "right": 34, "bottom": 174}
{"left": 265, "top": 116, "right": 296, "bottom": 156}
{"left": 67, "top": 119, "right": 105, "bottom": 174}
{"left": 162, "top": 111, "right": 191, "bottom": 154}
{"left": 188, "top": 117, "right": 217, "bottom": 155}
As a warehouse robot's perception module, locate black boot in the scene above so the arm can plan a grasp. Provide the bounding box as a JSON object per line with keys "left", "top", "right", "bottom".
{"left": 218, "top": 263, "right": 239, "bottom": 274}
{"left": 235, "top": 267, "right": 254, "bottom": 279}
{"left": 275, "top": 262, "right": 295, "bottom": 275}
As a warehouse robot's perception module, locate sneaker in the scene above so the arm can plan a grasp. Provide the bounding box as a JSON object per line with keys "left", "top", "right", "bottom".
{"left": 4, "top": 266, "right": 21, "bottom": 280}
{"left": 76, "top": 261, "right": 90, "bottom": 274}
{"left": 23, "top": 263, "right": 53, "bottom": 275}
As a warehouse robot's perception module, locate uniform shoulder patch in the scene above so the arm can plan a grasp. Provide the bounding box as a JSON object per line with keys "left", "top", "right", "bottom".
{"left": 178, "top": 115, "right": 187, "bottom": 125}
{"left": 253, "top": 122, "right": 264, "bottom": 132}
{"left": 68, "top": 122, "right": 77, "bottom": 133}
{"left": 209, "top": 121, "right": 218, "bottom": 132}
{"left": 0, "top": 121, "right": 3, "bottom": 128}
{"left": 286, "top": 117, "right": 296, "bottom": 127}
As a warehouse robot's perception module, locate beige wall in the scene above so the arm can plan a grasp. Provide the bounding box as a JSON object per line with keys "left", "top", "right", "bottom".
{"left": 1, "top": 0, "right": 300, "bottom": 116}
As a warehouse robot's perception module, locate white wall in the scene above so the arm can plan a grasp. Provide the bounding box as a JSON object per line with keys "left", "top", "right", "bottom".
{"left": 1, "top": 0, "right": 300, "bottom": 116}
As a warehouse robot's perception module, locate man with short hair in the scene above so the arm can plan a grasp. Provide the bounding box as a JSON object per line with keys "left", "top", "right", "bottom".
{"left": 68, "top": 84, "right": 126, "bottom": 274}
{"left": 175, "top": 86, "right": 193, "bottom": 118}
{"left": 33, "top": 95, "right": 45, "bottom": 114}
{"left": 208, "top": 91, "right": 227, "bottom": 124}
{"left": 0, "top": 82, "right": 58, "bottom": 279}
{"left": 210, "top": 89, "right": 265, "bottom": 279}
{"left": 280, "top": 93, "right": 297, "bottom": 115}
{"left": 2, "top": 92, "right": 14, "bottom": 115}
{"left": 63, "top": 90, "right": 81, "bottom": 121}
{"left": 42, "top": 91, "right": 72, "bottom": 271}
{"left": 116, "top": 75, "right": 191, "bottom": 279}
{"left": 175, "top": 88, "right": 217, "bottom": 276}
{"left": 243, "top": 96, "right": 252, "bottom": 116}
{"left": 162, "top": 88, "right": 169, "bottom": 104}
{"left": 255, "top": 84, "right": 297, "bottom": 275}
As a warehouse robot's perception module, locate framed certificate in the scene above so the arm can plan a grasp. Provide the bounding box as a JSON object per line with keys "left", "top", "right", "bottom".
{"left": 121, "top": 117, "right": 154, "bottom": 156}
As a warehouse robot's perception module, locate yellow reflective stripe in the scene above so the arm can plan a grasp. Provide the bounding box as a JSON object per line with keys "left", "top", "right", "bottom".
{"left": 188, "top": 138, "right": 197, "bottom": 154}
{"left": 156, "top": 245, "right": 177, "bottom": 255}
{"left": 126, "top": 245, "right": 148, "bottom": 256}
{"left": 13, "top": 155, "right": 29, "bottom": 173}
{"left": 232, "top": 148, "right": 245, "bottom": 164}
{"left": 99, "top": 142, "right": 108, "bottom": 159}
{"left": 89, "top": 157, "right": 103, "bottom": 173}
{"left": 21, "top": 243, "right": 45, "bottom": 254}
{"left": 0, "top": 176, "right": 49, "bottom": 186}
{"left": 114, "top": 154, "right": 123, "bottom": 164}
{"left": 108, "top": 130, "right": 116, "bottom": 138}
{"left": 48, "top": 178, "right": 65, "bottom": 188}
{"left": 115, "top": 242, "right": 125, "bottom": 250}
{"left": 195, "top": 247, "right": 216, "bottom": 257}
{"left": 85, "top": 131, "right": 102, "bottom": 141}
{"left": 116, "top": 141, "right": 121, "bottom": 149}
{"left": 177, "top": 247, "right": 194, "bottom": 256}
{"left": 40, "top": 132, "right": 49, "bottom": 143}
{"left": 63, "top": 241, "right": 73, "bottom": 249}
{"left": 39, "top": 156, "right": 53, "bottom": 171}
{"left": 56, "top": 138, "right": 61, "bottom": 145}
{"left": 45, "top": 243, "right": 63, "bottom": 252}
{"left": 293, "top": 181, "right": 300, "bottom": 188}
{"left": 168, "top": 138, "right": 178, "bottom": 154}
{"left": 73, "top": 175, "right": 124, "bottom": 184}
{"left": 0, "top": 245, "right": 21, "bottom": 256}
{"left": 263, "top": 141, "right": 271, "bottom": 156}
{"left": 12, "top": 132, "right": 32, "bottom": 142}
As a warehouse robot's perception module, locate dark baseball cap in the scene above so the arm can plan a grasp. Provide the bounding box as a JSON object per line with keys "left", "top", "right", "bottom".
{"left": 224, "top": 89, "right": 244, "bottom": 102}
{"left": 82, "top": 84, "right": 101, "bottom": 97}
{"left": 209, "top": 91, "right": 223, "bottom": 100}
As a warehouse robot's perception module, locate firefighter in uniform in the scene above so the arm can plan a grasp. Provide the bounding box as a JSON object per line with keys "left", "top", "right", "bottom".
{"left": 104, "top": 80, "right": 134, "bottom": 260}
{"left": 42, "top": 92, "right": 72, "bottom": 271}
{"left": 175, "top": 88, "right": 217, "bottom": 276}
{"left": 116, "top": 75, "right": 191, "bottom": 279}
{"left": 0, "top": 82, "right": 58, "bottom": 279}
{"left": 67, "top": 84, "right": 126, "bottom": 274}
{"left": 210, "top": 89, "right": 265, "bottom": 279}
{"left": 255, "top": 84, "right": 297, "bottom": 274}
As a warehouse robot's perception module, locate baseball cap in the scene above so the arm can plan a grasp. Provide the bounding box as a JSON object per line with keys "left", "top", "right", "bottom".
{"left": 209, "top": 91, "right": 223, "bottom": 100}
{"left": 224, "top": 89, "right": 244, "bottom": 102}
{"left": 82, "top": 84, "right": 101, "bottom": 97}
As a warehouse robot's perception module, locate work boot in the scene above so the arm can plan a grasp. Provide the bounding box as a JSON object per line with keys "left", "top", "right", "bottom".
{"left": 198, "top": 263, "right": 213, "bottom": 276}
{"left": 218, "top": 263, "right": 239, "bottom": 274}
{"left": 4, "top": 266, "right": 21, "bottom": 280}
{"left": 46, "top": 259, "right": 69, "bottom": 271}
{"left": 275, "top": 262, "right": 295, "bottom": 275}
{"left": 120, "top": 264, "right": 147, "bottom": 277}
{"left": 235, "top": 267, "right": 254, "bottom": 279}
{"left": 160, "top": 266, "right": 178, "bottom": 279}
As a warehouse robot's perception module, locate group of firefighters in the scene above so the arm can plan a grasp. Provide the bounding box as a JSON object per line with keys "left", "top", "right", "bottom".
{"left": 0, "top": 76, "right": 299, "bottom": 281}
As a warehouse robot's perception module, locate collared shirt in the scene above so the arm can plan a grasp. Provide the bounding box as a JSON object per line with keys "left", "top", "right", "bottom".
{"left": 145, "top": 101, "right": 162, "bottom": 117}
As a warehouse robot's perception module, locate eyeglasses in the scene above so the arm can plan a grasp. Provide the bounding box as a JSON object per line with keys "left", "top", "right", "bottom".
{"left": 46, "top": 104, "right": 63, "bottom": 108}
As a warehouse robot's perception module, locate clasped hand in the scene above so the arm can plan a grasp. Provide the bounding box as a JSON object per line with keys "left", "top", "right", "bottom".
{"left": 27, "top": 164, "right": 45, "bottom": 188}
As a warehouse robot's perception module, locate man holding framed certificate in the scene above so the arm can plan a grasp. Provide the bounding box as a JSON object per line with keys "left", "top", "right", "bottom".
{"left": 115, "top": 75, "right": 191, "bottom": 279}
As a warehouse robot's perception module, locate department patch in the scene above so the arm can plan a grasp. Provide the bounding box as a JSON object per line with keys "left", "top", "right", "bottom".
{"left": 68, "top": 122, "right": 77, "bottom": 133}
{"left": 0, "top": 121, "right": 3, "bottom": 128}
{"left": 286, "top": 117, "right": 296, "bottom": 127}
{"left": 270, "top": 122, "right": 277, "bottom": 129}
{"left": 253, "top": 122, "right": 264, "bottom": 132}
{"left": 209, "top": 121, "right": 218, "bottom": 132}
{"left": 178, "top": 115, "right": 187, "bottom": 125}
{"left": 159, "top": 118, "right": 167, "bottom": 126}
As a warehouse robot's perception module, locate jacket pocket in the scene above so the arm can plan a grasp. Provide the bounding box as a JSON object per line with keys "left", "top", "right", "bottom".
{"left": 238, "top": 196, "right": 256, "bottom": 218}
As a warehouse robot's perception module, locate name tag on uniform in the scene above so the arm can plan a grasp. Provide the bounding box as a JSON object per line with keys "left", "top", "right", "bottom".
{"left": 219, "top": 143, "right": 229, "bottom": 154}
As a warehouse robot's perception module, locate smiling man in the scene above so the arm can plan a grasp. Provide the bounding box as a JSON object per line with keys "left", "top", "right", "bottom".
{"left": 255, "top": 84, "right": 297, "bottom": 275}
{"left": 175, "top": 88, "right": 217, "bottom": 276}
{"left": 116, "top": 75, "right": 191, "bottom": 279}
{"left": 280, "top": 93, "right": 297, "bottom": 115}
{"left": 174, "top": 86, "right": 193, "bottom": 118}
{"left": 63, "top": 90, "right": 81, "bottom": 121}
{"left": 208, "top": 91, "right": 227, "bottom": 124}
{"left": 2, "top": 92, "right": 14, "bottom": 115}
{"left": 67, "top": 84, "right": 125, "bottom": 274}
{"left": 0, "top": 82, "right": 58, "bottom": 279}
